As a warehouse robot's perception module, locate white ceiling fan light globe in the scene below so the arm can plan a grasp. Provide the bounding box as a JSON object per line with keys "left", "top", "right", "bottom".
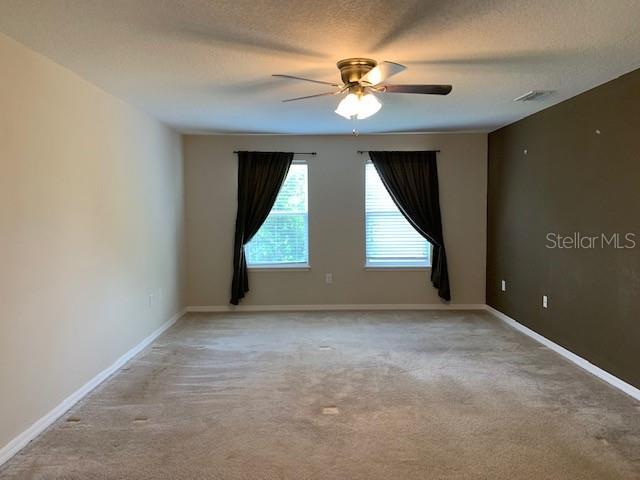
{"left": 335, "top": 93, "right": 360, "bottom": 119}
{"left": 356, "top": 93, "right": 382, "bottom": 119}
{"left": 334, "top": 93, "right": 382, "bottom": 120}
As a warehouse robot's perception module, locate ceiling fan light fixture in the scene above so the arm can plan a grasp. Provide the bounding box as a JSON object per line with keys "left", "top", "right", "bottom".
{"left": 335, "top": 92, "right": 382, "bottom": 120}
{"left": 335, "top": 93, "right": 359, "bottom": 119}
{"left": 275, "top": 58, "right": 451, "bottom": 126}
{"left": 359, "top": 93, "right": 382, "bottom": 119}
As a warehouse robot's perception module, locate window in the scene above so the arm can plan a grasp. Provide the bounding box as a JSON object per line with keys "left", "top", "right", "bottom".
{"left": 246, "top": 163, "right": 309, "bottom": 267}
{"left": 365, "top": 162, "right": 431, "bottom": 268}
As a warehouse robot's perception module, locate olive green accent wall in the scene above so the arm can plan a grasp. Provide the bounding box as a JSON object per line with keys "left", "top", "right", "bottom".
{"left": 487, "top": 68, "right": 640, "bottom": 389}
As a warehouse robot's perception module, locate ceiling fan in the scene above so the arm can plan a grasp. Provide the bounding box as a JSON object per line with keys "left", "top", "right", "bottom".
{"left": 273, "top": 58, "right": 452, "bottom": 120}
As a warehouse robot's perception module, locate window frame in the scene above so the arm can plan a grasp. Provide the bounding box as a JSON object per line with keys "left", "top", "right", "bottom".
{"left": 363, "top": 159, "right": 432, "bottom": 270}
{"left": 246, "top": 159, "right": 310, "bottom": 270}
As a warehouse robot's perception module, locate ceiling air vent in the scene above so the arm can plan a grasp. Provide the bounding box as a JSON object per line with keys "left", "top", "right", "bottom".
{"left": 513, "top": 90, "right": 554, "bottom": 102}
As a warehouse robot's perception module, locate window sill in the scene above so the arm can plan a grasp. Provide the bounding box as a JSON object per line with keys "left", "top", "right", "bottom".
{"left": 248, "top": 264, "right": 310, "bottom": 272}
{"left": 364, "top": 266, "right": 431, "bottom": 271}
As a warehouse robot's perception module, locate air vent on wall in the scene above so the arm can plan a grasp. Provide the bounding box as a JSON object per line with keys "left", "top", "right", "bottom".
{"left": 513, "top": 90, "right": 554, "bottom": 102}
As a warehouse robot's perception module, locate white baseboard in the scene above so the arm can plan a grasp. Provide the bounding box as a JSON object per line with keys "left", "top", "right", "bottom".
{"left": 186, "top": 303, "right": 487, "bottom": 312}
{"left": 0, "top": 308, "right": 186, "bottom": 468}
{"left": 484, "top": 305, "right": 640, "bottom": 402}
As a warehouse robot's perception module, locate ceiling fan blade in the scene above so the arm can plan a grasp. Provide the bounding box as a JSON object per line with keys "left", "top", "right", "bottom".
{"left": 381, "top": 84, "right": 453, "bottom": 95}
{"left": 282, "top": 91, "right": 337, "bottom": 102}
{"left": 273, "top": 74, "right": 340, "bottom": 87}
{"left": 360, "top": 61, "right": 406, "bottom": 85}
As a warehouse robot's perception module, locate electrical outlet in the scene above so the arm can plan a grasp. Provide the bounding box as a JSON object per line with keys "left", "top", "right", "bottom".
{"left": 501, "top": 280, "right": 506, "bottom": 292}
{"left": 542, "top": 295, "right": 548, "bottom": 308}
{"left": 325, "top": 273, "right": 333, "bottom": 285}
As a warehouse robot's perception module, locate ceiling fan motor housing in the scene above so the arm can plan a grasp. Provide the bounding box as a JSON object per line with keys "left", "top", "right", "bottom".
{"left": 336, "top": 58, "right": 377, "bottom": 85}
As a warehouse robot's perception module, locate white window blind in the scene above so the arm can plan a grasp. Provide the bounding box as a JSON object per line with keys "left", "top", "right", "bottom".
{"left": 365, "top": 162, "right": 431, "bottom": 267}
{"left": 246, "top": 163, "right": 309, "bottom": 267}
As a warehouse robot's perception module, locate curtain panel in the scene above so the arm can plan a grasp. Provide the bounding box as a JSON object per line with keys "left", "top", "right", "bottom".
{"left": 368, "top": 150, "right": 451, "bottom": 301}
{"left": 230, "top": 151, "right": 294, "bottom": 304}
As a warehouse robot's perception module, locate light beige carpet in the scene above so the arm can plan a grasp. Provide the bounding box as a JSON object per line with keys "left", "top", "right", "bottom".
{"left": 1, "top": 310, "right": 639, "bottom": 479}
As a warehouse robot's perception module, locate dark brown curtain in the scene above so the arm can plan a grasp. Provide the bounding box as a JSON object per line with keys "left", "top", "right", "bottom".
{"left": 369, "top": 151, "right": 450, "bottom": 301}
{"left": 230, "top": 151, "right": 294, "bottom": 305}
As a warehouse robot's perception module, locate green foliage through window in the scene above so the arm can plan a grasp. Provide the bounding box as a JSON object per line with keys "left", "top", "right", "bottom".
{"left": 246, "top": 164, "right": 308, "bottom": 265}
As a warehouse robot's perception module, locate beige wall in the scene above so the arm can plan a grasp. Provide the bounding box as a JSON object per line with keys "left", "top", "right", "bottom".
{"left": 0, "top": 34, "right": 185, "bottom": 450}
{"left": 185, "top": 134, "right": 487, "bottom": 306}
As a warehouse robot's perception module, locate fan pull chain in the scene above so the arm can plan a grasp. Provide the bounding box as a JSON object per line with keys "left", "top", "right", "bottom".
{"left": 351, "top": 116, "right": 359, "bottom": 136}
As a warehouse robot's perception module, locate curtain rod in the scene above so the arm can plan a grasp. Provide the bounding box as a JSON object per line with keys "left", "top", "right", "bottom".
{"left": 357, "top": 150, "right": 440, "bottom": 154}
{"left": 233, "top": 151, "right": 317, "bottom": 155}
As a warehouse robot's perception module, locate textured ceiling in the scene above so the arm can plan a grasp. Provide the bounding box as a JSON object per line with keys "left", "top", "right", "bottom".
{"left": 1, "top": 0, "right": 640, "bottom": 134}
